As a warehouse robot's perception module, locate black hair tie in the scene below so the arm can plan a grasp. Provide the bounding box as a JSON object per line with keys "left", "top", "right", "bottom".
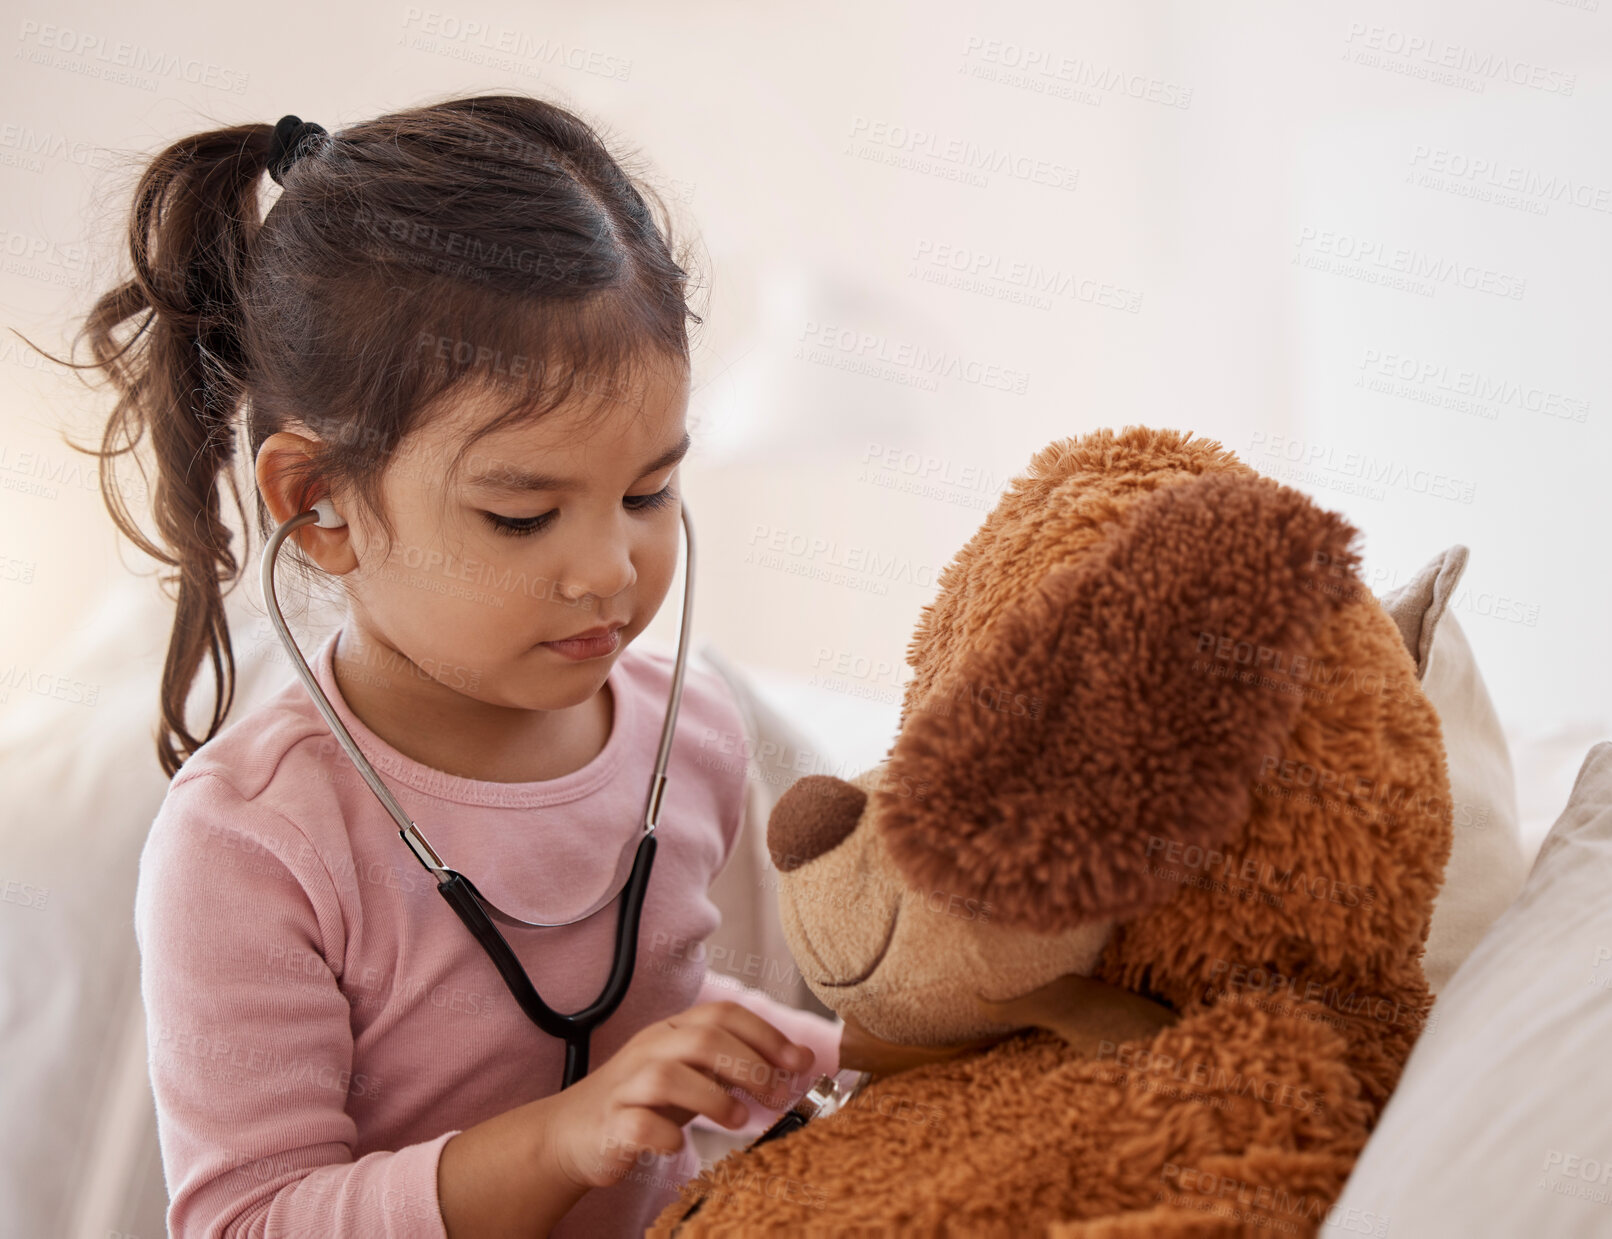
{"left": 266, "top": 114, "right": 329, "bottom": 185}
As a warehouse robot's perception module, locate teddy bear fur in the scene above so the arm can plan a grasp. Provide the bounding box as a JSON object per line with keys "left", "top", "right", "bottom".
{"left": 649, "top": 427, "right": 1452, "bottom": 1237}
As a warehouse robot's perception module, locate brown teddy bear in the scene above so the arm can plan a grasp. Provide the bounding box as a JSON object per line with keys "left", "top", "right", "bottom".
{"left": 651, "top": 427, "right": 1451, "bottom": 1237}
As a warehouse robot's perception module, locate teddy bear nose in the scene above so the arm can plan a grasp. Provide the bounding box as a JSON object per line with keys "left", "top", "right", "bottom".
{"left": 767, "top": 774, "right": 868, "bottom": 872}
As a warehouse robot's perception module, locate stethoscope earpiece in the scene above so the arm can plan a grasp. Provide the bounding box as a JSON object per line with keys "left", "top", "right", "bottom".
{"left": 310, "top": 498, "right": 347, "bottom": 529}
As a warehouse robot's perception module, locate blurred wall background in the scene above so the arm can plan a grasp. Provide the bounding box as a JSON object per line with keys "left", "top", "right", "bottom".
{"left": 3, "top": 0, "right": 1609, "bottom": 756}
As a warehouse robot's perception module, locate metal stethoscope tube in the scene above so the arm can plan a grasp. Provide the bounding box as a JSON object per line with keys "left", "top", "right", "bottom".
{"left": 259, "top": 500, "right": 696, "bottom": 1088}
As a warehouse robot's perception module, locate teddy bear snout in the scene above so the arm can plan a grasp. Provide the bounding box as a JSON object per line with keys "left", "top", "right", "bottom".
{"left": 767, "top": 774, "right": 868, "bottom": 872}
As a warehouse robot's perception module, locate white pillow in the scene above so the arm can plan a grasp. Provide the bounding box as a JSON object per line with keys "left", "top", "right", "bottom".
{"left": 1334, "top": 741, "right": 1612, "bottom": 1234}
{"left": 1378, "top": 545, "right": 1530, "bottom": 993}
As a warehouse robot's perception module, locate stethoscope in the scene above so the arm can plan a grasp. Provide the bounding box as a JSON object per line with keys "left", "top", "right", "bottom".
{"left": 259, "top": 496, "right": 696, "bottom": 1090}
{"left": 668, "top": 1066, "right": 871, "bottom": 1231}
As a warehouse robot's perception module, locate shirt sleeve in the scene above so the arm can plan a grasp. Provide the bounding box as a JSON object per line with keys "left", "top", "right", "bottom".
{"left": 694, "top": 969, "right": 843, "bottom": 1139}
{"left": 134, "top": 771, "right": 459, "bottom": 1238}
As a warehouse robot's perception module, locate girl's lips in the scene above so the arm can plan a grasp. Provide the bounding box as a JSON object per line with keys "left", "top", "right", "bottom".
{"left": 540, "top": 628, "right": 621, "bottom": 660}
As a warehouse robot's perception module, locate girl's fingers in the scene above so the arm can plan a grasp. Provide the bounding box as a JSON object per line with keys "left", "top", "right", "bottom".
{"left": 594, "top": 1108, "right": 686, "bottom": 1175}
{"left": 616, "top": 1059, "right": 752, "bottom": 1131}
{"left": 657, "top": 1018, "right": 812, "bottom": 1111}
{"left": 679, "top": 1000, "right": 816, "bottom": 1078}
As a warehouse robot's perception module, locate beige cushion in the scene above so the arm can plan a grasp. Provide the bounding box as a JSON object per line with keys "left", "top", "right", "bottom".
{"left": 695, "top": 641, "right": 835, "bottom": 1020}
{"left": 1335, "top": 741, "right": 1612, "bottom": 1232}
{"left": 682, "top": 642, "right": 839, "bottom": 1169}
{"left": 1379, "top": 546, "right": 1529, "bottom": 993}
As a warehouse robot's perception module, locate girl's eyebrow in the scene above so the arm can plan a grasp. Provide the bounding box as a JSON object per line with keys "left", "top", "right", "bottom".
{"left": 467, "top": 431, "right": 692, "bottom": 492}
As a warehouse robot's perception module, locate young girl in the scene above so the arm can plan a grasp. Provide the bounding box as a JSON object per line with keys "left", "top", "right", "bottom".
{"left": 83, "top": 93, "right": 843, "bottom": 1237}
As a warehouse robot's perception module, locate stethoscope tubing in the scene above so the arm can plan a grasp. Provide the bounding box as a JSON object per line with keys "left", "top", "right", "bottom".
{"left": 258, "top": 499, "right": 697, "bottom": 1087}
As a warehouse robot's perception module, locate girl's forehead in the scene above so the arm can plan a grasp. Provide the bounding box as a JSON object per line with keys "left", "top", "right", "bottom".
{"left": 416, "top": 388, "right": 689, "bottom": 489}
{"left": 459, "top": 425, "right": 691, "bottom": 493}
{"left": 414, "top": 362, "right": 690, "bottom": 463}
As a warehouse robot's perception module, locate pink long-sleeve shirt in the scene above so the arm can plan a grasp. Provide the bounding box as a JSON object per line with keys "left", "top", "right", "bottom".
{"left": 134, "top": 629, "right": 842, "bottom": 1238}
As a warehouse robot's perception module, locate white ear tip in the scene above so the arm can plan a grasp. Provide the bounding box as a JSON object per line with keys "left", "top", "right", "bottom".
{"left": 311, "top": 499, "right": 347, "bottom": 529}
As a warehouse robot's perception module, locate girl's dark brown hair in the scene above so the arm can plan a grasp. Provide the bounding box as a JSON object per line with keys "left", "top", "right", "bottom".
{"left": 66, "top": 92, "right": 701, "bottom": 777}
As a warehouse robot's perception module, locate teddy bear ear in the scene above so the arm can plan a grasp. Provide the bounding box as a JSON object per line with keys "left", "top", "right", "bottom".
{"left": 875, "top": 470, "right": 1362, "bottom": 932}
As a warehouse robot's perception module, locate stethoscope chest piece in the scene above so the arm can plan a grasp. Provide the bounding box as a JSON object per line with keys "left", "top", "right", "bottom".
{"left": 669, "top": 1068, "right": 870, "bottom": 1231}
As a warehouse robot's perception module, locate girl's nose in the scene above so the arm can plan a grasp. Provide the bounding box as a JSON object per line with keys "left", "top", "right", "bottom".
{"left": 557, "top": 550, "right": 635, "bottom": 606}
{"left": 767, "top": 774, "right": 868, "bottom": 871}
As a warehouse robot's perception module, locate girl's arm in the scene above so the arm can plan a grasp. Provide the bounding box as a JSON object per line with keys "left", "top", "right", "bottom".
{"left": 135, "top": 773, "right": 461, "bottom": 1237}
{"left": 435, "top": 1092, "right": 587, "bottom": 1237}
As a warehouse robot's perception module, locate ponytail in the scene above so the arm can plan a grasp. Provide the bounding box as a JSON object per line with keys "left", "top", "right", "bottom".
{"left": 76, "top": 122, "right": 274, "bottom": 777}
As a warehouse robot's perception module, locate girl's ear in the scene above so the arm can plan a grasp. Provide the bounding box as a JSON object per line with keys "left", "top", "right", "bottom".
{"left": 254, "top": 429, "right": 318, "bottom": 525}
{"left": 256, "top": 431, "right": 357, "bottom": 573}
{"left": 872, "top": 470, "right": 1362, "bottom": 933}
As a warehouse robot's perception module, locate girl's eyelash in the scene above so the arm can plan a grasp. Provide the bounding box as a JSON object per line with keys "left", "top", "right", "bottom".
{"left": 482, "top": 484, "right": 678, "bottom": 537}
{"left": 483, "top": 511, "right": 554, "bottom": 536}
{"left": 625, "top": 483, "right": 679, "bottom": 515}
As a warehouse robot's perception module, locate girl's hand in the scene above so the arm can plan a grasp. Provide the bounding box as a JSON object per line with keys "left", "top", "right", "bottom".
{"left": 543, "top": 1000, "right": 816, "bottom": 1191}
